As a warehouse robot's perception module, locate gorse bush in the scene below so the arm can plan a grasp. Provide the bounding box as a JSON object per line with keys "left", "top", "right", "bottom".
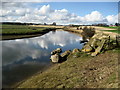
{"left": 81, "top": 26, "right": 95, "bottom": 39}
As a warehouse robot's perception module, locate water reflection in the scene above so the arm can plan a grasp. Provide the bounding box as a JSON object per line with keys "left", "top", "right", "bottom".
{"left": 2, "top": 30, "right": 83, "bottom": 87}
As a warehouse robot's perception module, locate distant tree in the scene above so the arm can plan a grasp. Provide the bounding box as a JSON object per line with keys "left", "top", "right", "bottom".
{"left": 44, "top": 23, "right": 47, "bottom": 25}
{"left": 115, "top": 23, "right": 120, "bottom": 26}
{"left": 52, "top": 22, "right": 56, "bottom": 26}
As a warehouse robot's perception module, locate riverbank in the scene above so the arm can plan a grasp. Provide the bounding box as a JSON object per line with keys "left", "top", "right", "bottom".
{"left": 13, "top": 26, "right": 119, "bottom": 88}
{"left": 1, "top": 24, "right": 63, "bottom": 40}
{"left": 16, "top": 48, "right": 119, "bottom": 88}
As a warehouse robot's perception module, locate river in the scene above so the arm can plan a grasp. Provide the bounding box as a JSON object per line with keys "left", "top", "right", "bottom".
{"left": 2, "top": 30, "right": 83, "bottom": 88}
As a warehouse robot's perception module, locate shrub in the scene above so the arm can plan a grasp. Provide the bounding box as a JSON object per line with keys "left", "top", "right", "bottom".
{"left": 81, "top": 26, "right": 95, "bottom": 39}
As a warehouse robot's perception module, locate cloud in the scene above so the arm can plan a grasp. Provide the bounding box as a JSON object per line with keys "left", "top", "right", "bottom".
{"left": 1, "top": 4, "right": 118, "bottom": 24}
{"left": 84, "top": 11, "right": 104, "bottom": 22}
{"left": 106, "top": 14, "right": 118, "bottom": 24}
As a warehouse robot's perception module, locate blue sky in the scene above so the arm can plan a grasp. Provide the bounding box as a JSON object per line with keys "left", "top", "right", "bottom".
{"left": 1, "top": 2, "right": 119, "bottom": 25}
{"left": 32, "top": 2, "right": 118, "bottom": 16}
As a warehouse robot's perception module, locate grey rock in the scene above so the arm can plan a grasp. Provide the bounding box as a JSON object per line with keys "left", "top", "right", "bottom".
{"left": 51, "top": 48, "right": 62, "bottom": 55}
{"left": 50, "top": 53, "right": 61, "bottom": 63}
{"left": 72, "top": 48, "right": 80, "bottom": 53}
{"left": 82, "top": 44, "right": 93, "bottom": 52}
{"left": 61, "top": 50, "right": 71, "bottom": 58}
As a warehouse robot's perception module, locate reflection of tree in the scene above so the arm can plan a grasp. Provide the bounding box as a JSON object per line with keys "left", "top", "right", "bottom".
{"left": 80, "top": 36, "right": 88, "bottom": 43}
{"left": 52, "top": 30, "right": 56, "bottom": 34}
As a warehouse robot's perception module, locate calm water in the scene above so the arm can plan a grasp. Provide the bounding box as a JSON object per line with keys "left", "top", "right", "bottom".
{"left": 2, "top": 30, "right": 83, "bottom": 87}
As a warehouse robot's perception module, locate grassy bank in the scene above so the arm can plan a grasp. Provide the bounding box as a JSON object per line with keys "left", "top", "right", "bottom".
{"left": 1, "top": 24, "right": 57, "bottom": 40}
{"left": 1, "top": 24, "right": 56, "bottom": 35}
{"left": 16, "top": 48, "right": 119, "bottom": 88}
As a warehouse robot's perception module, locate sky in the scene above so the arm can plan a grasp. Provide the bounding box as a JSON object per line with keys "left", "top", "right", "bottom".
{"left": 1, "top": 2, "right": 119, "bottom": 25}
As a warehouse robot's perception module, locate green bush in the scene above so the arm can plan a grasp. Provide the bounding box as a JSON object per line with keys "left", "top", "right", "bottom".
{"left": 81, "top": 26, "right": 95, "bottom": 38}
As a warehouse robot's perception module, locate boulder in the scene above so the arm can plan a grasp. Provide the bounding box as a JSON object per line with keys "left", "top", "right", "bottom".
{"left": 50, "top": 53, "right": 61, "bottom": 63}
{"left": 72, "top": 48, "right": 80, "bottom": 53}
{"left": 91, "top": 39, "right": 106, "bottom": 56}
{"left": 82, "top": 44, "right": 93, "bottom": 53}
{"left": 61, "top": 50, "right": 71, "bottom": 58}
{"left": 51, "top": 48, "right": 62, "bottom": 55}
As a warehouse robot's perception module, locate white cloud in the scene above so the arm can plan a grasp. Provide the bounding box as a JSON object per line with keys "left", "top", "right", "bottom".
{"left": 84, "top": 11, "right": 104, "bottom": 22}
{"left": 1, "top": 4, "right": 118, "bottom": 25}
{"left": 106, "top": 14, "right": 118, "bottom": 24}
{"left": 38, "top": 5, "right": 51, "bottom": 15}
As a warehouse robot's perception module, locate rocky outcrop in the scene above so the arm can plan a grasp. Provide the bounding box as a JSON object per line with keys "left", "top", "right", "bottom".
{"left": 82, "top": 32, "right": 118, "bottom": 56}
{"left": 51, "top": 48, "right": 62, "bottom": 55}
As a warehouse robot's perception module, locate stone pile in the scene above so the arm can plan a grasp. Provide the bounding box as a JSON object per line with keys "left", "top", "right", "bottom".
{"left": 82, "top": 32, "right": 118, "bottom": 56}
{"left": 50, "top": 48, "right": 72, "bottom": 63}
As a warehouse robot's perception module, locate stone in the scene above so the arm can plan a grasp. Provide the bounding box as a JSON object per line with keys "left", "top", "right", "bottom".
{"left": 91, "top": 39, "right": 106, "bottom": 56}
{"left": 51, "top": 48, "right": 62, "bottom": 55}
{"left": 82, "top": 44, "right": 93, "bottom": 52}
{"left": 72, "top": 48, "right": 80, "bottom": 53}
{"left": 61, "top": 50, "right": 71, "bottom": 58}
{"left": 50, "top": 53, "right": 61, "bottom": 63}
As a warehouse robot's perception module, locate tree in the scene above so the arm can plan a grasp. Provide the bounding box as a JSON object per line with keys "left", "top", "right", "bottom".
{"left": 52, "top": 22, "right": 56, "bottom": 26}
{"left": 44, "top": 23, "right": 47, "bottom": 25}
{"left": 115, "top": 23, "right": 120, "bottom": 26}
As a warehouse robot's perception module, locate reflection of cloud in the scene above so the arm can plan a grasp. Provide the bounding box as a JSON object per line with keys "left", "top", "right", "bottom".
{"left": 2, "top": 40, "right": 49, "bottom": 66}
{"left": 2, "top": 31, "right": 82, "bottom": 66}
{"left": 29, "top": 31, "right": 82, "bottom": 49}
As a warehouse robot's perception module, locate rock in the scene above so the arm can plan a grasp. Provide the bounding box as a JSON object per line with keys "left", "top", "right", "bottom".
{"left": 82, "top": 44, "right": 93, "bottom": 52}
{"left": 61, "top": 50, "right": 71, "bottom": 58}
{"left": 72, "top": 48, "right": 80, "bottom": 53}
{"left": 51, "top": 48, "right": 62, "bottom": 55}
{"left": 91, "top": 39, "right": 106, "bottom": 56}
{"left": 50, "top": 53, "right": 61, "bottom": 63}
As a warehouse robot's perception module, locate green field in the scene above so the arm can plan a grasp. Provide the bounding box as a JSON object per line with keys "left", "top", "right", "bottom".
{"left": 102, "top": 26, "right": 119, "bottom": 29}
{"left": 1, "top": 24, "right": 53, "bottom": 35}
{"left": 104, "top": 30, "right": 120, "bottom": 34}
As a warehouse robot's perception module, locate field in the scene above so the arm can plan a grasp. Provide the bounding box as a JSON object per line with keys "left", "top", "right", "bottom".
{"left": 1, "top": 24, "right": 52, "bottom": 35}
{"left": 102, "top": 26, "right": 119, "bottom": 29}
{"left": 102, "top": 26, "right": 120, "bottom": 34}
{"left": 1, "top": 24, "right": 58, "bottom": 40}
{"left": 103, "top": 30, "right": 120, "bottom": 34}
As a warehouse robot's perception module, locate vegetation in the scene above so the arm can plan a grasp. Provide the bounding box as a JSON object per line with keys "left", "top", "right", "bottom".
{"left": 103, "top": 30, "right": 120, "bottom": 34}
{"left": 101, "top": 26, "right": 119, "bottom": 29}
{"left": 81, "top": 26, "right": 95, "bottom": 38}
{"left": 16, "top": 48, "right": 119, "bottom": 88}
{"left": 1, "top": 24, "right": 54, "bottom": 35}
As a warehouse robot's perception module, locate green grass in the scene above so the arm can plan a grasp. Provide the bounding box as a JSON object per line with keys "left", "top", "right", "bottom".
{"left": 101, "top": 26, "right": 119, "bottom": 29}
{"left": 103, "top": 30, "right": 120, "bottom": 34}
{"left": 1, "top": 24, "right": 53, "bottom": 35}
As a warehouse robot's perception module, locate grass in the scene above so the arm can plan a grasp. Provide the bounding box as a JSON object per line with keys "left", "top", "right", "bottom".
{"left": 1, "top": 24, "right": 57, "bottom": 40}
{"left": 101, "top": 26, "right": 119, "bottom": 29}
{"left": 15, "top": 49, "right": 119, "bottom": 88}
{"left": 103, "top": 30, "right": 120, "bottom": 34}
{"left": 1, "top": 24, "right": 53, "bottom": 35}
